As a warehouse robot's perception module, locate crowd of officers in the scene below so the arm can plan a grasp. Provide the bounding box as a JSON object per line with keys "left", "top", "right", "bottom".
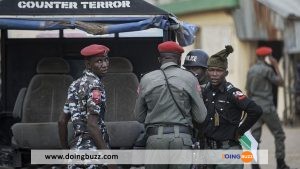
{"left": 59, "top": 41, "right": 292, "bottom": 169}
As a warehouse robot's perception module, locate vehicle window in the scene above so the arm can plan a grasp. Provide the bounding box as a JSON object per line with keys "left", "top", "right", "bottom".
{"left": 8, "top": 28, "right": 163, "bottom": 39}
{"left": 119, "top": 28, "right": 163, "bottom": 37}
{"left": 63, "top": 29, "right": 115, "bottom": 38}
{"left": 8, "top": 30, "right": 59, "bottom": 38}
{"left": 8, "top": 29, "right": 115, "bottom": 39}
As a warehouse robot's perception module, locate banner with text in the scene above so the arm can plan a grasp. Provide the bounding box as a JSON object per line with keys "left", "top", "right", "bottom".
{"left": 31, "top": 150, "right": 268, "bottom": 165}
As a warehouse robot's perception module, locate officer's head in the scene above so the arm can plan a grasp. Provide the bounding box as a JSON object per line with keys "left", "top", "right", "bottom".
{"left": 207, "top": 45, "right": 233, "bottom": 86}
{"left": 256, "top": 46, "right": 272, "bottom": 61}
{"left": 183, "top": 49, "right": 208, "bottom": 83}
{"left": 157, "top": 41, "right": 184, "bottom": 65}
{"left": 81, "top": 44, "right": 110, "bottom": 77}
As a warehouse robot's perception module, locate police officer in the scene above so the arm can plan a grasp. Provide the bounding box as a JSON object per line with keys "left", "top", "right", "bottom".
{"left": 134, "top": 41, "right": 207, "bottom": 169}
{"left": 183, "top": 49, "right": 209, "bottom": 86}
{"left": 203, "top": 45, "right": 262, "bottom": 169}
{"left": 58, "top": 44, "right": 117, "bottom": 169}
{"left": 247, "top": 47, "right": 291, "bottom": 169}
{"left": 183, "top": 49, "right": 209, "bottom": 152}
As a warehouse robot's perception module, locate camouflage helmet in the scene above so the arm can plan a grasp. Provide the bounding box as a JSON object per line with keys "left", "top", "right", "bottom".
{"left": 183, "top": 49, "right": 209, "bottom": 68}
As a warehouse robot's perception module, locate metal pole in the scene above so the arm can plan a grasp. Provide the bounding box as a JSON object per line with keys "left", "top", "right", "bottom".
{"left": 283, "top": 51, "right": 289, "bottom": 125}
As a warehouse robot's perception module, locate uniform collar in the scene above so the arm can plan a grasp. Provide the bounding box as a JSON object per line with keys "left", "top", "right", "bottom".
{"left": 209, "top": 80, "right": 227, "bottom": 93}
{"left": 257, "top": 59, "right": 265, "bottom": 65}
{"left": 83, "top": 69, "right": 102, "bottom": 80}
{"left": 160, "top": 62, "right": 179, "bottom": 70}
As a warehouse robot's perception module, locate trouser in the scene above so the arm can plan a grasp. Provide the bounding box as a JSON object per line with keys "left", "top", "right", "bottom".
{"left": 206, "top": 138, "right": 244, "bottom": 169}
{"left": 145, "top": 125, "right": 193, "bottom": 169}
{"left": 251, "top": 112, "right": 286, "bottom": 159}
{"left": 68, "top": 134, "right": 110, "bottom": 169}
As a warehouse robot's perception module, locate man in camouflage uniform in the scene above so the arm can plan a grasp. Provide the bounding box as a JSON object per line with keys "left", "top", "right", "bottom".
{"left": 58, "top": 44, "right": 116, "bottom": 169}
{"left": 203, "top": 46, "right": 262, "bottom": 169}
{"left": 134, "top": 41, "right": 207, "bottom": 169}
{"left": 247, "top": 47, "right": 291, "bottom": 169}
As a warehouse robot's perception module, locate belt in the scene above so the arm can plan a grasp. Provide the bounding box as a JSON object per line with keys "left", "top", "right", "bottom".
{"left": 206, "top": 138, "right": 239, "bottom": 149}
{"left": 146, "top": 126, "right": 192, "bottom": 136}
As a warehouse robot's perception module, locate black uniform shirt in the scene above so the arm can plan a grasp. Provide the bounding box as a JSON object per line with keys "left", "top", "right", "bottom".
{"left": 203, "top": 81, "right": 262, "bottom": 141}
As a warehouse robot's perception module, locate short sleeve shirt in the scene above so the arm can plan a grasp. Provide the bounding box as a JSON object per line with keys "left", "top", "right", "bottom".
{"left": 64, "top": 69, "right": 108, "bottom": 139}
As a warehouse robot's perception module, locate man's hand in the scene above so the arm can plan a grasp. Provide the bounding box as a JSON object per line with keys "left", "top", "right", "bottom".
{"left": 268, "top": 56, "right": 284, "bottom": 86}
{"left": 269, "top": 56, "right": 279, "bottom": 67}
{"left": 58, "top": 112, "right": 71, "bottom": 149}
{"left": 87, "top": 114, "right": 108, "bottom": 149}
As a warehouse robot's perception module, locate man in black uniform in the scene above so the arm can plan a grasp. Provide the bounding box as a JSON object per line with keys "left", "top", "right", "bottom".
{"left": 202, "top": 45, "right": 262, "bottom": 169}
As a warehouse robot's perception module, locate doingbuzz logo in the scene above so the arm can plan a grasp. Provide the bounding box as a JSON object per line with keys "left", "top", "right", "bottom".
{"left": 241, "top": 151, "right": 254, "bottom": 163}
{"left": 222, "top": 151, "right": 254, "bottom": 163}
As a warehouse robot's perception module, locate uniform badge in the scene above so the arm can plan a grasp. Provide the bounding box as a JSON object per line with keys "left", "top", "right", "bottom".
{"left": 186, "top": 55, "right": 197, "bottom": 62}
{"left": 234, "top": 91, "right": 246, "bottom": 100}
{"left": 92, "top": 89, "right": 101, "bottom": 104}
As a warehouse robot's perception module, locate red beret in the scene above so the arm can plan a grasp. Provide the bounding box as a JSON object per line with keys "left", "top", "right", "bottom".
{"left": 256, "top": 46, "right": 272, "bottom": 57}
{"left": 80, "top": 44, "right": 110, "bottom": 57}
{"left": 158, "top": 41, "right": 184, "bottom": 54}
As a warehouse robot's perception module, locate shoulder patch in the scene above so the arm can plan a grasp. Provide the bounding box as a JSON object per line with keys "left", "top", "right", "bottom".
{"left": 233, "top": 90, "right": 246, "bottom": 100}
{"left": 92, "top": 89, "right": 101, "bottom": 104}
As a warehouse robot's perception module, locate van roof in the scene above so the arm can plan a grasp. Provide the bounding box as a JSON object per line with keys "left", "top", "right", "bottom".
{"left": 0, "top": 0, "right": 169, "bottom": 17}
{"left": 0, "top": 0, "right": 170, "bottom": 30}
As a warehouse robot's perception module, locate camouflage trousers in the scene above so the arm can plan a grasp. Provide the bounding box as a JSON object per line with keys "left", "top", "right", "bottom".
{"left": 68, "top": 135, "right": 109, "bottom": 169}
{"left": 251, "top": 111, "right": 286, "bottom": 159}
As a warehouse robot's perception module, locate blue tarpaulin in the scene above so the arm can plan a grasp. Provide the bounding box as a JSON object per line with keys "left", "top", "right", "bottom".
{"left": 0, "top": 16, "right": 199, "bottom": 46}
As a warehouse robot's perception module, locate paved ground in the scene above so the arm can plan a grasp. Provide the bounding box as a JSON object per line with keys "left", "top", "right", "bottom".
{"left": 245, "top": 125, "right": 300, "bottom": 169}
{"left": 1, "top": 125, "right": 299, "bottom": 169}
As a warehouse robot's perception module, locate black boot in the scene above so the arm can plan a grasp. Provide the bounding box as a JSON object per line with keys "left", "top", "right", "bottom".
{"left": 277, "top": 158, "right": 290, "bottom": 169}
{"left": 252, "top": 164, "right": 260, "bottom": 169}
